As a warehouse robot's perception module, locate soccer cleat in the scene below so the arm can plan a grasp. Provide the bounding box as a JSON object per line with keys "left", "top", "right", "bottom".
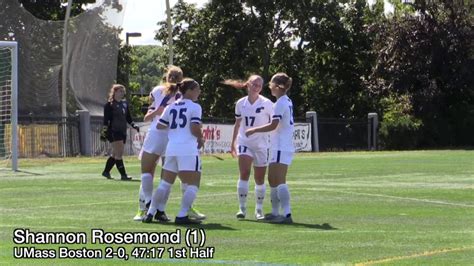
{"left": 175, "top": 216, "right": 202, "bottom": 225}
{"left": 236, "top": 207, "right": 246, "bottom": 219}
{"left": 264, "top": 213, "right": 281, "bottom": 221}
{"left": 188, "top": 207, "right": 206, "bottom": 220}
{"left": 255, "top": 209, "right": 265, "bottom": 220}
{"left": 270, "top": 214, "right": 293, "bottom": 224}
{"left": 142, "top": 214, "right": 153, "bottom": 223}
{"left": 133, "top": 210, "right": 147, "bottom": 221}
{"left": 102, "top": 171, "right": 112, "bottom": 179}
{"left": 121, "top": 175, "right": 132, "bottom": 181}
{"left": 154, "top": 210, "right": 171, "bottom": 222}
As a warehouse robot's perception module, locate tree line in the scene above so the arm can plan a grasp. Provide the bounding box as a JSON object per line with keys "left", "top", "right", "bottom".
{"left": 15, "top": 0, "right": 474, "bottom": 149}
{"left": 148, "top": 0, "right": 473, "bottom": 149}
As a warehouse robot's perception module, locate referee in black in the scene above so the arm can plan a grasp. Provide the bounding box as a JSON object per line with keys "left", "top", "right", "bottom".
{"left": 101, "top": 84, "right": 139, "bottom": 180}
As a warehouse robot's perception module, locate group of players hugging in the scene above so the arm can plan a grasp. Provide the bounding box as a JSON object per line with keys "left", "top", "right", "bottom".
{"left": 101, "top": 66, "right": 295, "bottom": 225}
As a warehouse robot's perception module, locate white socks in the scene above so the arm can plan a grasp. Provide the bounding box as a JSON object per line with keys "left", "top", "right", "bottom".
{"left": 237, "top": 180, "right": 266, "bottom": 211}
{"left": 270, "top": 186, "right": 280, "bottom": 215}
{"left": 255, "top": 184, "right": 266, "bottom": 210}
{"left": 181, "top": 182, "right": 187, "bottom": 195}
{"left": 237, "top": 179, "right": 249, "bottom": 210}
{"left": 277, "top": 184, "right": 291, "bottom": 216}
{"left": 139, "top": 173, "right": 153, "bottom": 210}
{"left": 148, "top": 180, "right": 172, "bottom": 215}
{"left": 177, "top": 185, "right": 199, "bottom": 217}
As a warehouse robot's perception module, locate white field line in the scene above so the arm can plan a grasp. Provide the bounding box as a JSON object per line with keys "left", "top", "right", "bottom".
{"left": 0, "top": 192, "right": 235, "bottom": 211}
{"left": 305, "top": 188, "right": 474, "bottom": 208}
{"left": 354, "top": 246, "right": 474, "bottom": 265}
{"left": 294, "top": 230, "right": 474, "bottom": 234}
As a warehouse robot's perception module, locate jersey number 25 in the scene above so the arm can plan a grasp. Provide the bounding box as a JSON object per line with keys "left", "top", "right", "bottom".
{"left": 170, "top": 108, "right": 187, "bottom": 129}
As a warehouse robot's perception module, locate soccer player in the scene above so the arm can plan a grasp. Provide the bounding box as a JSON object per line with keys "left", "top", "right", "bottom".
{"left": 133, "top": 66, "right": 181, "bottom": 220}
{"left": 223, "top": 75, "right": 273, "bottom": 220}
{"left": 245, "top": 73, "right": 294, "bottom": 224}
{"left": 101, "top": 84, "right": 139, "bottom": 180}
{"left": 133, "top": 66, "right": 206, "bottom": 222}
{"left": 143, "top": 78, "right": 204, "bottom": 224}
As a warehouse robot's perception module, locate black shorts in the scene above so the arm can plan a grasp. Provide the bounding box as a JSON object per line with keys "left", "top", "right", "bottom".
{"left": 108, "top": 130, "right": 127, "bottom": 143}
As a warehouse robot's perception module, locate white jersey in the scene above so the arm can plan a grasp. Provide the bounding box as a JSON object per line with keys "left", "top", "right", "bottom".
{"left": 271, "top": 95, "right": 295, "bottom": 152}
{"left": 158, "top": 99, "right": 202, "bottom": 156}
{"left": 148, "top": 85, "right": 181, "bottom": 132}
{"left": 235, "top": 95, "right": 273, "bottom": 149}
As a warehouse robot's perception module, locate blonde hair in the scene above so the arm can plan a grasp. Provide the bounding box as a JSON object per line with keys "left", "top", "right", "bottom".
{"left": 164, "top": 65, "right": 184, "bottom": 96}
{"left": 270, "top": 72, "right": 292, "bottom": 91}
{"left": 108, "top": 84, "right": 126, "bottom": 102}
{"left": 222, "top": 74, "right": 263, "bottom": 90}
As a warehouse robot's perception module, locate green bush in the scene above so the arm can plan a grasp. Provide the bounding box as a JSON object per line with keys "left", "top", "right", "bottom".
{"left": 379, "top": 95, "right": 422, "bottom": 150}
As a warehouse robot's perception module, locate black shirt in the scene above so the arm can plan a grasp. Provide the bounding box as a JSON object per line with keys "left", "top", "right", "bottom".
{"left": 103, "top": 100, "right": 134, "bottom": 133}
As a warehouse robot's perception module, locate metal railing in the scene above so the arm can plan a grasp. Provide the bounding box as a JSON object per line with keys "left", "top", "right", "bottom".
{"left": 17, "top": 116, "right": 80, "bottom": 157}
{"left": 318, "top": 117, "right": 368, "bottom": 151}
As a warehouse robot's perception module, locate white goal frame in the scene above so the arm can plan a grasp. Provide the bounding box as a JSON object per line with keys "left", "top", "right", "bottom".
{"left": 0, "top": 41, "right": 18, "bottom": 171}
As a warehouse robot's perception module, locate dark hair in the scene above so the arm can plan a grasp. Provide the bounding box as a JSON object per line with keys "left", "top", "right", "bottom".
{"left": 270, "top": 73, "right": 292, "bottom": 91}
{"left": 177, "top": 78, "right": 200, "bottom": 95}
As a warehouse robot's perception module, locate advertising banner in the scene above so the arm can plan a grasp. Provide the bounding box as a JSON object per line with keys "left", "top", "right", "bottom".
{"left": 130, "top": 122, "right": 312, "bottom": 155}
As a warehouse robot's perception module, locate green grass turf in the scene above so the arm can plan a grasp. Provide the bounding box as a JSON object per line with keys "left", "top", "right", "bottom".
{"left": 0, "top": 150, "right": 473, "bottom": 265}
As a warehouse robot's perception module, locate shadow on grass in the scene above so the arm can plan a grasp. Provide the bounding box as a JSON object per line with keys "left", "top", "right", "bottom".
{"left": 108, "top": 178, "right": 141, "bottom": 182}
{"left": 241, "top": 219, "right": 337, "bottom": 230}
{"left": 143, "top": 222, "right": 237, "bottom": 231}
{"left": 14, "top": 170, "right": 43, "bottom": 176}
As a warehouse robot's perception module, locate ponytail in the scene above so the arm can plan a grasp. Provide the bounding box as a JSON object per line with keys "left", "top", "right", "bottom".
{"left": 163, "top": 65, "right": 184, "bottom": 96}
{"left": 221, "top": 79, "right": 247, "bottom": 89}
{"left": 222, "top": 75, "right": 263, "bottom": 90}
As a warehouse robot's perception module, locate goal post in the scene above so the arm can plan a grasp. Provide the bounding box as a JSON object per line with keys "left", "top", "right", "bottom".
{"left": 0, "top": 41, "right": 18, "bottom": 171}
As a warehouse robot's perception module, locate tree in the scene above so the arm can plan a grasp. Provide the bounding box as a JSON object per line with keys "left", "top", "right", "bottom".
{"left": 367, "top": 0, "right": 474, "bottom": 147}
{"left": 156, "top": 1, "right": 259, "bottom": 118}
{"left": 121, "top": 45, "right": 168, "bottom": 120}
{"left": 155, "top": 0, "right": 473, "bottom": 148}
{"left": 19, "top": 0, "right": 95, "bottom": 20}
{"left": 130, "top": 45, "right": 167, "bottom": 93}
{"left": 156, "top": 0, "right": 380, "bottom": 120}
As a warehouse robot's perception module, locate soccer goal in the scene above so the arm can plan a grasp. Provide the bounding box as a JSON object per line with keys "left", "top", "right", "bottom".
{"left": 0, "top": 41, "right": 18, "bottom": 171}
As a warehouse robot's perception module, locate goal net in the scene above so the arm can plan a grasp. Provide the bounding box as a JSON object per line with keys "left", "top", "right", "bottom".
{"left": 0, "top": 41, "right": 18, "bottom": 171}
{"left": 0, "top": 0, "right": 126, "bottom": 159}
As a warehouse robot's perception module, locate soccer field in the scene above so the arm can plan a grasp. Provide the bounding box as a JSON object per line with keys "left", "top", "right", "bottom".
{"left": 1, "top": 150, "right": 473, "bottom": 265}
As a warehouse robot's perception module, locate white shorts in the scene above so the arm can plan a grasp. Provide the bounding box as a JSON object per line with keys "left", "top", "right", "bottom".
{"left": 139, "top": 130, "right": 168, "bottom": 158}
{"left": 269, "top": 150, "right": 294, "bottom": 166}
{"left": 163, "top": 155, "right": 202, "bottom": 173}
{"left": 237, "top": 145, "right": 269, "bottom": 167}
